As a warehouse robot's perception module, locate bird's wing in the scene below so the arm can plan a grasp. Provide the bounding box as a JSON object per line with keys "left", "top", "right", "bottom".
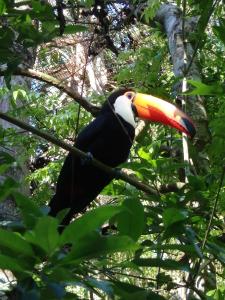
{"left": 75, "top": 114, "right": 109, "bottom": 151}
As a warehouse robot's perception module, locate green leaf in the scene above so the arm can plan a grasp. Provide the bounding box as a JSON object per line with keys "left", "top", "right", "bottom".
{"left": 156, "top": 272, "right": 173, "bottom": 287}
{"left": 0, "top": 151, "right": 15, "bottom": 164}
{"left": 47, "top": 267, "right": 75, "bottom": 282}
{"left": 133, "top": 258, "right": 190, "bottom": 271}
{"left": 42, "top": 21, "right": 57, "bottom": 33}
{"left": 0, "top": 27, "right": 14, "bottom": 47}
{"left": 0, "top": 254, "right": 27, "bottom": 272}
{"left": 20, "top": 289, "right": 40, "bottom": 300}
{"left": 0, "top": 177, "right": 19, "bottom": 202}
{"left": 207, "top": 240, "right": 225, "bottom": 265}
{"left": 14, "top": 193, "right": 43, "bottom": 228}
{"left": 61, "top": 232, "right": 138, "bottom": 263}
{"left": 31, "top": 0, "right": 54, "bottom": 17}
{"left": 138, "top": 147, "right": 151, "bottom": 161}
{"left": 150, "top": 244, "right": 202, "bottom": 258}
{"left": 213, "top": 25, "right": 225, "bottom": 46}
{"left": 188, "top": 175, "right": 206, "bottom": 190}
{"left": 47, "top": 282, "right": 66, "bottom": 299}
{"left": 112, "top": 280, "right": 166, "bottom": 300}
{"left": 0, "top": 228, "right": 34, "bottom": 257}
{"left": 61, "top": 205, "right": 123, "bottom": 244}
{"left": 25, "top": 216, "right": 59, "bottom": 254}
{"left": 142, "top": 0, "right": 161, "bottom": 23}
{"left": 116, "top": 198, "right": 145, "bottom": 241}
{"left": 0, "top": 163, "right": 10, "bottom": 174}
{"left": 86, "top": 278, "right": 114, "bottom": 298}
{"left": 162, "top": 208, "right": 188, "bottom": 228}
{"left": 64, "top": 25, "right": 88, "bottom": 34}
{"left": 55, "top": 208, "right": 70, "bottom": 224}
{"left": 12, "top": 89, "right": 27, "bottom": 101}
{"left": 0, "top": 0, "right": 6, "bottom": 15}
{"left": 82, "top": 0, "right": 94, "bottom": 8}
{"left": 213, "top": 18, "right": 225, "bottom": 46}
{"left": 207, "top": 285, "right": 225, "bottom": 300}
{"left": 196, "top": 0, "right": 214, "bottom": 36}
{"left": 186, "top": 80, "right": 224, "bottom": 95}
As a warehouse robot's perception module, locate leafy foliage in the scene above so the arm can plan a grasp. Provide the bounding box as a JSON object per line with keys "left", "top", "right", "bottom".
{"left": 0, "top": 0, "right": 224, "bottom": 299}
{"left": 0, "top": 193, "right": 151, "bottom": 299}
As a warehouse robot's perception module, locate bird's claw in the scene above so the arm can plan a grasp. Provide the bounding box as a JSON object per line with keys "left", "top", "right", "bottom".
{"left": 81, "top": 152, "right": 94, "bottom": 166}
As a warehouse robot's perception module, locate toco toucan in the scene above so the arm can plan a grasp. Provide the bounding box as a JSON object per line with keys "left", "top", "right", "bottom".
{"left": 49, "top": 88, "right": 195, "bottom": 228}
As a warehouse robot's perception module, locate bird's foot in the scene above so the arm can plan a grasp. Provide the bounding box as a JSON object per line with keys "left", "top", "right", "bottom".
{"left": 81, "top": 152, "right": 94, "bottom": 166}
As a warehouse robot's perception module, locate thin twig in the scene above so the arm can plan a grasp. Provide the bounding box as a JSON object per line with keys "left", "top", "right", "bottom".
{"left": 181, "top": 0, "right": 190, "bottom": 182}
{"left": 190, "top": 166, "right": 225, "bottom": 290}
{"left": 201, "top": 166, "right": 225, "bottom": 251}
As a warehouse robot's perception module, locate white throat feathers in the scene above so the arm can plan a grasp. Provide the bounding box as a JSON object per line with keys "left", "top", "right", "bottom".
{"left": 114, "top": 95, "right": 136, "bottom": 127}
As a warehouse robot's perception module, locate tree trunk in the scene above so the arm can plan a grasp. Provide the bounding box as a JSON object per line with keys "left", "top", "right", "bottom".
{"left": 0, "top": 76, "right": 32, "bottom": 223}
{"left": 155, "top": 4, "right": 211, "bottom": 152}
{"left": 154, "top": 3, "right": 215, "bottom": 298}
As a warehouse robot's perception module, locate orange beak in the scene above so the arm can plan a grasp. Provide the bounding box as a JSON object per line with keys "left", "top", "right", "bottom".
{"left": 133, "top": 93, "right": 196, "bottom": 138}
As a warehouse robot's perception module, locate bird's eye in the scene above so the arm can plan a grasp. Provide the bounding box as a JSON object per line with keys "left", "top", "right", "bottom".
{"left": 125, "top": 92, "right": 135, "bottom": 101}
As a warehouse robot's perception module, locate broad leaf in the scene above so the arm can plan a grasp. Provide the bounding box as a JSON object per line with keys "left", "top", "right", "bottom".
{"left": 162, "top": 208, "right": 188, "bottom": 228}
{"left": 0, "top": 228, "right": 34, "bottom": 257}
{"left": 0, "top": 177, "right": 19, "bottom": 202}
{"left": 0, "top": 254, "right": 28, "bottom": 272}
{"left": 14, "top": 193, "right": 43, "bottom": 228}
{"left": 116, "top": 197, "right": 145, "bottom": 241}
{"left": 61, "top": 232, "right": 138, "bottom": 263}
{"left": 64, "top": 25, "right": 88, "bottom": 34}
{"left": 25, "top": 216, "right": 59, "bottom": 254}
{"left": 186, "top": 80, "right": 224, "bottom": 95}
{"left": 213, "top": 18, "right": 225, "bottom": 46}
{"left": 112, "top": 280, "right": 166, "bottom": 300}
{"left": 0, "top": 0, "right": 6, "bottom": 15}
{"left": 150, "top": 243, "right": 202, "bottom": 258}
{"left": 133, "top": 258, "right": 190, "bottom": 271}
{"left": 61, "top": 205, "right": 123, "bottom": 244}
{"left": 86, "top": 278, "right": 114, "bottom": 298}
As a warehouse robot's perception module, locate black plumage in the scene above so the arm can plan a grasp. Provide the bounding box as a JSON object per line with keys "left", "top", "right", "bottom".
{"left": 48, "top": 89, "right": 135, "bottom": 227}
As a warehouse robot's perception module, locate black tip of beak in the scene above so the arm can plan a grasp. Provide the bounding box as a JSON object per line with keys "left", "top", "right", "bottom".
{"left": 182, "top": 117, "right": 196, "bottom": 139}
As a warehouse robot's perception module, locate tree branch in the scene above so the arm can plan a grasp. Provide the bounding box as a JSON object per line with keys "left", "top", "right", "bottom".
{"left": 0, "top": 72, "right": 185, "bottom": 196}
{"left": 0, "top": 68, "right": 100, "bottom": 116}
{"left": 0, "top": 111, "right": 159, "bottom": 196}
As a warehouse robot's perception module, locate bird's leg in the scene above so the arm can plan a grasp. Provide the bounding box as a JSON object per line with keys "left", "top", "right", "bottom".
{"left": 81, "top": 152, "right": 94, "bottom": 166}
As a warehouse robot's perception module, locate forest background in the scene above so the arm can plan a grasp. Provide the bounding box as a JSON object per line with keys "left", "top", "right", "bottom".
{"left": 0, "top": 0, "right": 224, "bottom": 299}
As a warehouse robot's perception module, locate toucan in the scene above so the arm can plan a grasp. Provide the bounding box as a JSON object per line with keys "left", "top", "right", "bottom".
{"left": 49, "top": 88, "right": 195, "bottom": 228}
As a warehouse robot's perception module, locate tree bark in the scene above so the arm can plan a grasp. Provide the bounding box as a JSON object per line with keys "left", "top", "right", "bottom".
{"left": 0, "top": 77, "right": 32, "bottom": 223}
{"left": 153, "top": 4, "right": 215, "bottom": 298}
{"left": 0, "top": 31, "right": 36, "bottom": 222}
{"left": 155, "top": 4, "right": 211, "bottom": 151}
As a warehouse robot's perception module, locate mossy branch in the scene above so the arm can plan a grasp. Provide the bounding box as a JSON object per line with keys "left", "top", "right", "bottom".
{"left": 0, "top": 112, "right": 186, "bottom": 196}
{"left": 0, "top": 111, "right": 160, "bottom": 196}
{"left": 0, "top": 68, "right": 100, "bottom": 116}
